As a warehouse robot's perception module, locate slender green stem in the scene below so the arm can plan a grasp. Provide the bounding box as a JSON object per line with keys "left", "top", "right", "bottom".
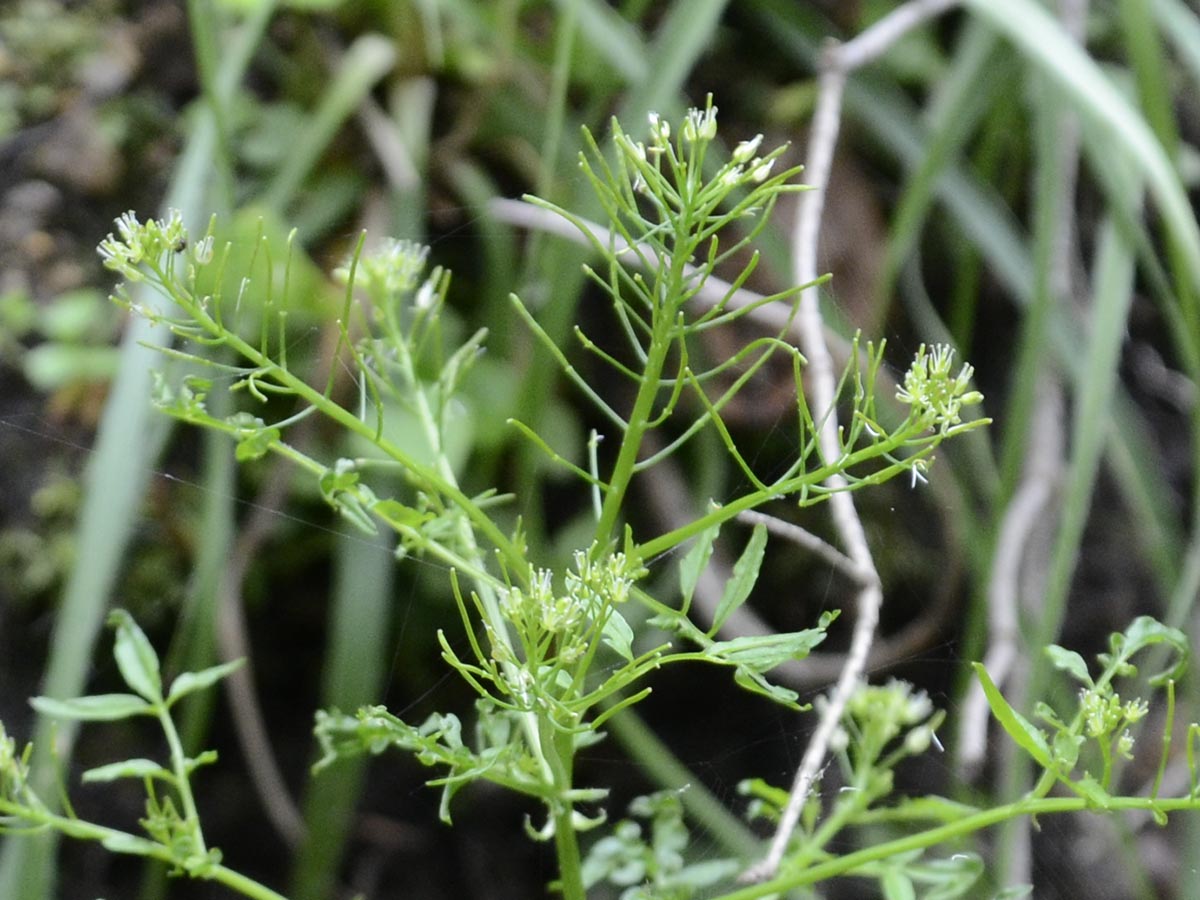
{"left": 209, "top": 864, "right": 292, "bottom": 900}
{"left": 157, "top": 706, "right": 206, "bottom": 854}
{"left": 716, "top": 795, "right": 1200, "bottom": 900}
{"left": 633, "top": 425, "right": 945, "bottom": 561}
{"left": 545, "top": 728, "right": 585, "bottom": 900}
{"left": 593, "top": 230, "right": 693, "bottom": 548}
{"left": 148, "top": 265, "right": 527, "bottom": 578}
{"left": 1, "top": 801, "right": 289, "bottom": 900}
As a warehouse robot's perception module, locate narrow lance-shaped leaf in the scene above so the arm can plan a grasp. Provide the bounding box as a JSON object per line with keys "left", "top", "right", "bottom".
{"left": 679, "top": 521, "right": 719, "bottom": 616}
{"left": 709, "top": 523, "right": 767, "bottom": 635}
{"left": 971, "top": 662, "right": 1052, "bottom": 768}
{"left": 705, "top": 628, "right": 830, "bottom": 672}
{"left": 166, "top": 659, "right": 245, "bottom": 706}
{"left": 108, "top": 609, "right": 163, "bottom": 703}
{"left": 30, "top": 694, "right": 154, "bottom": 722}
{"left": 82, "top": 758, "right": 174, "bottom": 784}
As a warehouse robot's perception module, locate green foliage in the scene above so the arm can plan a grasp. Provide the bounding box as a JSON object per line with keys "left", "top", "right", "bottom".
{"left": 2, "top": 0, "right": 1200, "bottom": 897}
{"left": 582, "top": 791, "right": 740, "bottom": 900}
{"left": 0, "top": 614, "right": 288, "bottom": 899}
{"left": 29, "top": 101, "right": 985, "bottom": 899}
{"left": 977, "top": 617, "right": 1189, "bottom": 800}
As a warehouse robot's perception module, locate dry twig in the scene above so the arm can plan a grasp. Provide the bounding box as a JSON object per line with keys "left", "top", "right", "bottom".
{"left": 743, "top": 0, "right": 962, "bottom": 880}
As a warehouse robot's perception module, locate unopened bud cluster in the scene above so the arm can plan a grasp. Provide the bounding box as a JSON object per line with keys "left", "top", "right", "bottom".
{"left": 1080, "top": 687, "right": 1148, "bottom": 759}
{"left": 829, "top": 679, "right": 941, "bottom": 760}
{"left": 615, "top": 97, "right": 787, "bottom": 204}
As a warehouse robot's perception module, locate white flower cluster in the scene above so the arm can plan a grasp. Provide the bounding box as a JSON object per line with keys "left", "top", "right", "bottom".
{"left": 621, "top": 101, "right": 782, "bottom": 199}
{"left": 97, "top": 209, "right": 188, "bottom": 282}
{"left": 337, "top": 238, "right": 431, "bottom": 306}
{"left": 896, "top": 343, "right": 984, "bottom": 431}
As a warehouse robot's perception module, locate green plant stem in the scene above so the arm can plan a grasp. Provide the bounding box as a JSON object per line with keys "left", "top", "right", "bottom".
{"left": 209, "top": 865, "right": 292, "bottom": 900}
{"left": 392, "top": 318, "right": 553, "bottom": 783}
{"left": 147, "top": 263, "right": 526, "bottom": 578}
{"left": 542, "top": 727, "right": 585, "bottom": 900}
{"left": 634, "top": 425, "right": 952, "bottom": 561}
{"left": 0, "top": 803, "right": 289, "bottom": 900}
{"left": 592, "top": 282, "right": 679, "bottom": 548}
{"left": 715, "top": 794, "right": 1200, "bottom": 900}
{"left": 551, "top": 798, "right": 586, "bottom": 900}
{"left": 156, "top": 706, "right": 206, "bottom": 854}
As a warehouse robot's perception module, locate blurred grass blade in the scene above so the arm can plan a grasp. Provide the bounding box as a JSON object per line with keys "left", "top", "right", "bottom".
{"left": 549, "top": 0, "right": 648, "bottom": 82}
{"left": 618, "top": 0, "right": 731, "bottom": 122}
{"left": 877, "top": 21, "right": 1009, "bottom": 335}
{"left": 1152, "top": 0, "right": 1200, "bottom": 89}
{"left": 1032, "top": 214, "right": 1139, "bottom": 665}
{"left": 965, "top": 0, "right": 1200, "bottom": 306}
{"left": 262, "top": 33, "right": 397, "bottom": 211}
{"left": 290, "top": 528, "right": 393, "bottom": 900}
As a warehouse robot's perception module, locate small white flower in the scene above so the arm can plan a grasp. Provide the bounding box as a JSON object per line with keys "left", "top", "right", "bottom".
{"left": 732, "top": 134, "right": 763, "bottom": 164}
{"left": 647, "top": 111, "right": 670, "bottom": 144}
{"left": 720, "top": 167, "right": 743, "bottom": 188}
{"left": 682, "top": 105, "right": 718, "bottom": 143}
{"left": 749, "top": 158, "right": 775, "bottom": 183}
{"left": 193, "top": 235, "right": 215, "bottom": 265}
{"left": 414, "top": 278, "right": 436, "bottom": 310}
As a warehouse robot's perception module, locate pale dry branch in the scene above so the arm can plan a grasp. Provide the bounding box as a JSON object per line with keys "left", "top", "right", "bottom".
{"left": 958, "top": 379, "right": 1064, "bottom": 776}
{"left": 746, "top": 0, "right": 962, "bottom": 880}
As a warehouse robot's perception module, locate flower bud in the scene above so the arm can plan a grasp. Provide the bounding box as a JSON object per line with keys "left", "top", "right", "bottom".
{"left": 732, "top": 135, "right": 763, "bottom": 164}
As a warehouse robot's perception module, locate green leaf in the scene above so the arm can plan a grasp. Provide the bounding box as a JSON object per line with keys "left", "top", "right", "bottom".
{"left": 709, "top": 523, "right": 767, "bottom": 635}
{"left": 1051, "top": 731, "right": 1083, "bottom": 770}
{"left": 82, "top": 758, "right": 173, "bottom": 783}
{"left": 1072, "top": 774, "right": 1113, "bottom": 808}
{"left": 99, "top": 832, "right": 161, "bottom": 856}
{"left": 1107, "top": 616, "right": 1189, "bottom": 685}
{"left": 706, "top": 628, "right": 828, "bottom": 671}
{"left": 107, "top": 610, "right": 163, "bottom": 703}
{"left": 679, "top": 522, "right": 719, "bottom": 615}
{"left": 909, "top": 853, "right": 984, "bottom": 900}
{"left": 234, "top": 424, "right": 281, "bottom": 462}
{"left": 971, "top": 663, "right": 1052, "bottom": 768}
{"left": 673, "top": 858, "right": 740, "bottom": 888}
{"left": 732, "top": 667, "right": 801, "bottom": 709}
{"left": 30, "top": 693, "right": 154, "bottom": 721}
{"left": 601, "top": 609, "right": 635, "bottom": 662}
{"left": 166, "top": 659, "right": 245, "bottom": 705}
{"left": 372, "top": 498, "right": 432, "bottom": 531}
{"left": 1045, "top": 645, "right": 1092, "bottom": 686}
{"left": 881, "top": 867, "right": 917, "bottom": 900}
{"left": 319, "top": 464, "right": 360, "bottom": 499}
{"left": 184, "top": 749, "right": 220, "bottom": 774}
